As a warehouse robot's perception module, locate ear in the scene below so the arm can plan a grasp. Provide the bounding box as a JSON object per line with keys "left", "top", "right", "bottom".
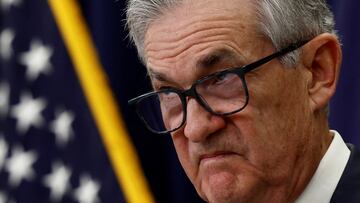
{"left": 301, "top": 33, "right": 342, "bottom": 112}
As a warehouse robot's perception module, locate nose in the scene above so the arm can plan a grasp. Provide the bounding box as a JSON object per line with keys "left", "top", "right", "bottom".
{"left": 183, "top": 98, "right": 226, "bottom": 142}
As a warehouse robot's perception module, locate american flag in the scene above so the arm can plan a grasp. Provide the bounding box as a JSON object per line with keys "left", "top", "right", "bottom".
{"left": 0, "top": 0, "right": 153, "bottom": 202}
{"left": 2, "top": 0, "right": 357, "bottom": 203}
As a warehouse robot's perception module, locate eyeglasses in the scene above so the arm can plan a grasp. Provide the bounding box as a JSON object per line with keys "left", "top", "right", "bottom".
{"left": 128, "top": 40, "right": 309, "bottom": 134}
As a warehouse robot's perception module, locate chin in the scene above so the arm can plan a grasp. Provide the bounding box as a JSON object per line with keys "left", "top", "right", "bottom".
{"left": 199, "top": 171, "right": 241, "bottom": 203}
{"left": 198, "top": 171, "right": 264, "bottom": 203}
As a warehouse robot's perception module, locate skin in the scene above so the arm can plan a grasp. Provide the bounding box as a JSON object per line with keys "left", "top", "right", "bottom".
{"left": 143, "top": 0, "right": 342, "bottom": 202}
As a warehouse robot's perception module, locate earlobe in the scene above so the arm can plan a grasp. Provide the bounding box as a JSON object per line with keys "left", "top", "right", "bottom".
{"left": 302, "top": 33, "right": 342, "bottom": 112}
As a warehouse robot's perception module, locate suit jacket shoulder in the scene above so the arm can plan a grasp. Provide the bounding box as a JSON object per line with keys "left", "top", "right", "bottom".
{"left": 331, "top": 144, "right": 360, "bottom": 203}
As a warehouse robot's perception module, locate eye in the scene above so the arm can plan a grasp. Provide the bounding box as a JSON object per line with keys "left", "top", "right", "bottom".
{"left": 213, "top": 72, "right": 234, "bottom": 85}
{"left": 158, "top": 88, "right": 179, "bottom": 103}
{"left": 159, "top": 86, "right": 176, "bottom": 94}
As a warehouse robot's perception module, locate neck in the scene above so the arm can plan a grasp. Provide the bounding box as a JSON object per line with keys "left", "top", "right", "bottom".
{"left": 263, "top": 115, "right": 333, "bottom": 203}
{"left": 287, "top": 114, "right": 333, "bottom": 202}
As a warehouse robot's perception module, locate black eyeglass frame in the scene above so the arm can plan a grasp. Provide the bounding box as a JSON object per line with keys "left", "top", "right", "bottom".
{"left": 128, "top": 40, "right": 309, "bottom": 134}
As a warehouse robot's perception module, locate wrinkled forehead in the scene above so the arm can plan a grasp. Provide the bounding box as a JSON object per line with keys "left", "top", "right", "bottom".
{"left": 141, "top": 0, "right": 266, "bottom": 87}
{"left": 147, "top": 0, "right": 256, "bottom": 34}
{"left": 143, "top": 0, "right": 258, "bottom": 59}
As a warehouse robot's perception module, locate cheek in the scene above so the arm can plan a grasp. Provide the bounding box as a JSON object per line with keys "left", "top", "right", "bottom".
{"left": 235, "top": 72, "right": 311, "bottom": 178}
{"left": 247, "top": 68, "right": 310, "bottom": 137}
{"left": 229, "top": 111, "right": 297, "bottom": 189}
{"left": 171, "top": 133, "right": 198, "bottom": 181}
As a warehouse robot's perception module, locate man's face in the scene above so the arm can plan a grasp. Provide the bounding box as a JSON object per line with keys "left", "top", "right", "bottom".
{"left": 144, "top": 0, "right": 315, "bottom": 202}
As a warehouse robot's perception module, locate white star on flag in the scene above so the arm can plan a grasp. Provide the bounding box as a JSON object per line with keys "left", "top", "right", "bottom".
{"left": 43, "top": 161, "right": 72, "bottom": 202}
{"left": 73, "top": 174, "right": 101, "bottom": 203}
{"left": 50, "top": 110, "right": 75, "bottom": 147}
{"left": 0, "top": 82, "right": 10, "bottom": 117}
{"left": 0, "top": 28, "right": 15, "bottom": 60}
{"left": 10, "top": 92, "right": 47, "bottom": 135}
{"left": 0, "top": 136, "right": 9, "bottom": 170}
{"left": 0, "top": 191, "right": 6, "bottom": 203}
{"left": 4, "top": 145, "right": 37, "bottom": 187}
{"left": 19, "top": 39, "right": 53, "bottom": 81}
{"left": 0, "top": 0, "right": 21, "bottom": 11}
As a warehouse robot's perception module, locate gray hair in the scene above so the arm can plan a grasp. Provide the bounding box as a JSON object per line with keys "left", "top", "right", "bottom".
{"left": 126, "top": 0, "right": 181, "bottom": 63}
{"left": 126, "top": 0, "right": 337, "bottom": 66}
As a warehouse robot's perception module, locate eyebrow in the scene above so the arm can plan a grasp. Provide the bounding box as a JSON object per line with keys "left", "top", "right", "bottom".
{"left": 148, "top": 48, "right": 242, "bottom": 84}
{"left": 148, "top": 68, "right": 169, "bottom": 83}
{"left": 196, "top": 48, "right": 240, "bottom": 69}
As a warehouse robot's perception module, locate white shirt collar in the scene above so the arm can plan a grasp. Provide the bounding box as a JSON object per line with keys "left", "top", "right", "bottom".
{"left": 295, "top": 130, "right": 350, "bottom": 203}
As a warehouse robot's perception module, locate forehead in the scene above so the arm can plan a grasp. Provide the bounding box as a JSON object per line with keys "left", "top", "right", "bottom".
{"left": 144, "top": 0, "right": 261, "bottom": 84}
{"left": 145, "top": 0, "right": 256, "bottom": 44}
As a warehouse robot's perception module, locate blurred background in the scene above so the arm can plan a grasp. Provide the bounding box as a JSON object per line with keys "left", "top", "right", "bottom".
{"left": 0, "top": 0, "right": 358, "bottom": 202}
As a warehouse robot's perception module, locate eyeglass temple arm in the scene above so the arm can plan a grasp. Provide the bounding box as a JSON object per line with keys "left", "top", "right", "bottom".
{"left": 241, "top": 40, "right": 310, "bottom": 73}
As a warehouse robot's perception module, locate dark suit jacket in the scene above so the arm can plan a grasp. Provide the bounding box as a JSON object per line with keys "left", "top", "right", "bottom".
{"left": 331, "top": 144, "right": 360, "bottom": 202}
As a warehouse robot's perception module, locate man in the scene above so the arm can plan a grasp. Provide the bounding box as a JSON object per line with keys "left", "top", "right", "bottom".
{"left": 126, "top": 0, "right": 360, "bottom": 202}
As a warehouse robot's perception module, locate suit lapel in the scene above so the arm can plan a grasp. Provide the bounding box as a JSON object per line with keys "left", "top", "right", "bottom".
{"left": 331, "top": 144, "right": 360, "bottom": 202}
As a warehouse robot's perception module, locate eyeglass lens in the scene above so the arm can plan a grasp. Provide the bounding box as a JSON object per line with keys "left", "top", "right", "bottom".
{"left": 135, "top": 72, "right": 247, "bottom": 133}
{"left": 196, "top": 71, "right": 247, "bottom": 114}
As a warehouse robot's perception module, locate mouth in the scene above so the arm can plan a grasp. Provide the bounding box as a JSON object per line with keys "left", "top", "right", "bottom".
{"left": 199, "top": 151, "right": 238, "bottom": 164}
